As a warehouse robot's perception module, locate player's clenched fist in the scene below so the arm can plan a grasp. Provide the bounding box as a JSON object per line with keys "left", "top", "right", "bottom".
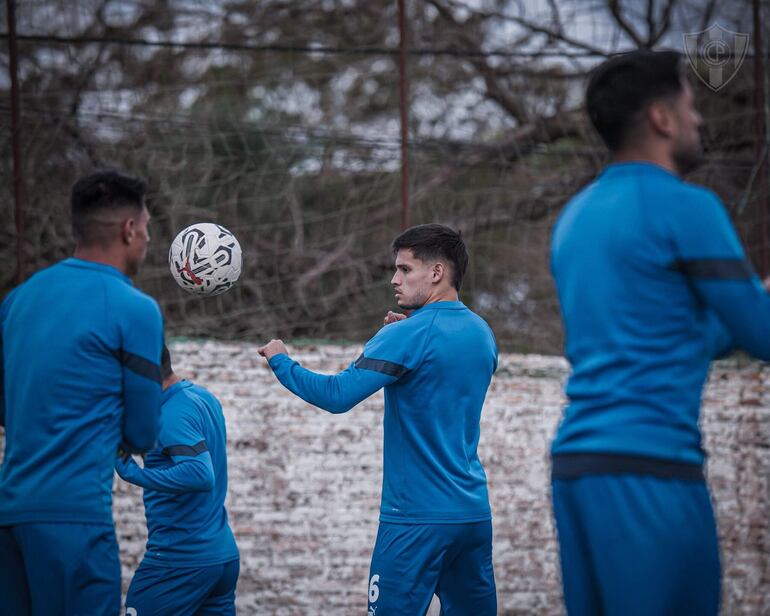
{"left": 258, "top": 339, "right": 288, "bottom": 360}
{"left": 383, "top": 311, "right": 407, "bottom": 325}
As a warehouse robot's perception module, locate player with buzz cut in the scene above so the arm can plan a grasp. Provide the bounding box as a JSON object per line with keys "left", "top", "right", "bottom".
{"left": 116, "top": 345, "right": 240, "bottom": 615}
{"left": 0, "top": 170, "right": 163, "bottom": 614}
{"left": 259, "top": 223, "right": 498, "bottom": 615}
{"left": 550, "top": 49, "right": 770, "bottom": 616}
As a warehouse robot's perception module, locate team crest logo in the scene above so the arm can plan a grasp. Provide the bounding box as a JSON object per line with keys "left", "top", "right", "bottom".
{"left": 683, "top": 23, "right": 750, "bottom": 92}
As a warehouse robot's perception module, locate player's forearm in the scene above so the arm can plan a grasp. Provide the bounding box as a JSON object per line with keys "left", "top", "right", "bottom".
{"left": 699, "top": 277, "right": 770, "bottom": 360}
{"left": 704, "top": 310, "right": 733, "bottom": 359}
{"left": 268, "top": 354, "right": 378, "bottom": 414}
{"left": 122, "top": 375, "right": 162, "bottom": 452}
{"left": 127, "top": 458, "right": 215, "bottom": 493}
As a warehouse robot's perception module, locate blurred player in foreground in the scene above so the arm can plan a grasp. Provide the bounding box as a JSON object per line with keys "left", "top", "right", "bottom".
{"left": 117, "top": 346, "right": 240, "bottom": 615}
{"left": 0, "top": 170, "right": 163, "bottom": 614}
{"left": 550, "top": 49, "right": 770, "bottom": 615}
{"left": 259, "top": 224, "right": 498, "bottom": 615}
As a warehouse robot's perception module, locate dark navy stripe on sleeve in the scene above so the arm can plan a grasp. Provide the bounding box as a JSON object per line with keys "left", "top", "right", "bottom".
{"left": 668, "top": 258, "right": 753, "bottom": 279}
{"left": 112, "top": 348, "right": 162, "bottom": 383}
{"left": 354, "top": 354, "right": 408, "bottom": 378}
{"left": 162, "top": 440, "right": 208, "bottom": 457}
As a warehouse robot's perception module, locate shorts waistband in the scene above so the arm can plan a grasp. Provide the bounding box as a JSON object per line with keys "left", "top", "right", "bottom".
{"left": 551, "top": 453, "right": 704, "bottom": 481}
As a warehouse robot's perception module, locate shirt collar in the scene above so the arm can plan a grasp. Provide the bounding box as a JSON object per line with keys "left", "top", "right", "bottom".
{"left": 62, "top": 257, "right": 132, "bottom": 284}
{"left": 410, "top": 300, "right": 466, "bottom": 315}
{"left": 162, "top": 380, "right": 192, "bottom": 404}
{"left": 600, "top": 161, "right": 680, "bottom": 181}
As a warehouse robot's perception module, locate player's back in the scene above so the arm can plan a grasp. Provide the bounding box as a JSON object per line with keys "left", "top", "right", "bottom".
{"left": 379, "top": 301, "right": 497, "bottom": 523}
{"left": 551, "top": 162, "right": 728, "bottom": 464}
{"left": 0, "top": 258, "right": 160, "bottom": 524}
{"left": 141, "top": 381, "right": 238, "bottom": 566}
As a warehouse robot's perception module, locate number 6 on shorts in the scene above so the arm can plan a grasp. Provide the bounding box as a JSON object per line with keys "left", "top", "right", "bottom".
{"left": 368, "top": 574, "right": 380, "bottom": 604}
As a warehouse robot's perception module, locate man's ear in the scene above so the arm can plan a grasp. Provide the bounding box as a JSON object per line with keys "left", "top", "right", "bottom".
{"left": 647, "top": 100, "right": 675, "bottom": 139}
{"left": 121, "top": 216, "right": 136, "bottom": 245}
{"left": 432, "top": 262, "right": 445, "bottom": 284}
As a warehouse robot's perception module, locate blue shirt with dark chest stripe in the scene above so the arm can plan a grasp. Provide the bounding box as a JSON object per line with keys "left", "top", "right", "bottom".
{"left": 134, "top": 381, "right": 239, "bottom": 567}
{"left": 551, "top": 163, "right": 770, "bottom": 464}
{"left": 268, "top": 301, "right": 497, "bottom": 524}
{"left": 0, "top": 258, "right": 163, "bottom": 525}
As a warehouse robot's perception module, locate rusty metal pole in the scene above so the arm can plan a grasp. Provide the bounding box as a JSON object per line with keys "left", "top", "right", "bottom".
{"left": 753, "top": 0, "right": 768, "bottom": 276}
{"left": 397, "top": 0, "right": 410, "bottom": 230}
{"left": 7, "top": 0, "right": 25, "bottom": 284}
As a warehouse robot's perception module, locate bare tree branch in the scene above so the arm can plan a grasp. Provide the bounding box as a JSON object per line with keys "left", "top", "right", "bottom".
{"left": 646, "top": 0, "right": 656, "bottom": 46}
{"left": 380, "top": 109, "right": 586, "bottom": 225}
{"left": 434, "top": 0, "right": 612, "bottom": 57}
{"left": 294, "top": 235, "right": 355, "bottom": 311}
{"left": 607, "top": 0, "right": 645, "bottom": 47}
{"left": 424, "top": 0, "right": 532, "bottom": 124}
{"left": 699, "top": 0, "right": 720, "bottom": 32}
{"left": 547, "top": 0, "right": 564, "bottom": 35}
{"left": 649, "top": 0, "right": 677, "bottom": 47}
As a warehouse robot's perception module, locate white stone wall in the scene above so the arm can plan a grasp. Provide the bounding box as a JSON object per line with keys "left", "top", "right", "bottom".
{"left": 4, "top": 342, "right": 770, "bottom": 614}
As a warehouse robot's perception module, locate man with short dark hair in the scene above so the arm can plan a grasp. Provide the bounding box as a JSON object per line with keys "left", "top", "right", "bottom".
{"left": 259, "top": 223, "right": 498, "bottom": 615}
{"left": 550, "top": 50, "right": 770, "bottom": 615}
{"left": 116, "top": 345, "right": 240, "bottom": 615}
{"left": 0, "top": 170, "right": 163, "bottom": 614}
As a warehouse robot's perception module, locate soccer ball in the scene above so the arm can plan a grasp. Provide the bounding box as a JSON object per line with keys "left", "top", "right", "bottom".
{"left": 168, "top": 222, "right": 242, "bottom": 296}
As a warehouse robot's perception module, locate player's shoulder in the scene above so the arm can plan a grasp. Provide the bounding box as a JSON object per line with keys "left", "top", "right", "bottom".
{"left": 366, "top": 320, "right": 406, "bottom": 352}
{"left": 107, "top": 273, "right": 156, "bottom": 305}
{"left": 362, "top": 312, "right": 434, "bottom": 366}
{"left": 2, "top": 260, "right": 84, "bottom": 315}
{"left": 60, "top": 259, "right": 160, "bottom": 315}
{"left": 553, "top": 175, "right": 602, "bottom": 236}
{"left": 464, "top": 306, "right": 495, "bottom": 335}
{"left": 163, "top": 381, "right": 208, "bottom": 418}
{"left": 186, "top": 382, "right": 219, "bottom": 406}
{"left": 662, "top": 179, "right": 726, "bottom": 221}
{"left": 110, "top": 279, "right": 162, "bottom": 324}
{"left": 184, "top": 382, "right": 223, "bottom": 416}
{"left": 3, "top": 259, "right": 67, "bottom": 298}
{"left": 1, "top": 284, "right": 22, "bottom": 312}
{"left": 678, "top": 180, "right": 722, "bottom": 204}
{"left": 179, "top": 382, "right": 226, "bottom": 433}
{"left": 443, "top": 306, "right": 497, "bottom": 352}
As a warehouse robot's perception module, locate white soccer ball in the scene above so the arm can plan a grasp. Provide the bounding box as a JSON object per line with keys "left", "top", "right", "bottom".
{"left": 168, "top": 222, "right": 242, "bottom": 296}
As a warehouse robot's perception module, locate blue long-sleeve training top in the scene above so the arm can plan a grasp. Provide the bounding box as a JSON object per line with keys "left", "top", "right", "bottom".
{"left": 0, "top": 258, "right": 163, "bottom": 525}
{"left": 116, "top": 380, "right": 239, "bottom": 567}
{"left": 268, "top": 300, "right": 498, "bottom": 524}
{"left": 551, "top": 162, "right": 770, "bottom": 465}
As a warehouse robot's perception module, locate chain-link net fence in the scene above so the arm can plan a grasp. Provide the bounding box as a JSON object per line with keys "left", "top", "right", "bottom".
{"left": 2, "top": 0, "right": 768, "bottom": 353}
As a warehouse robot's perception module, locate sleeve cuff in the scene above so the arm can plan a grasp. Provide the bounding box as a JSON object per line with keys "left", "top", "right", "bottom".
{"left": 267, "top": 353, "right": 291, "bottom": 369}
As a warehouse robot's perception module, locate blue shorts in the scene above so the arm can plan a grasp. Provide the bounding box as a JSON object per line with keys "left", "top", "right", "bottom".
{"left": 552, "top": 474, "right": 720, "bottom": 616}
{"left": 367, "top": 520, "right": 496, "bottom": 615}
{"left": 126, "top": 558, "right": 240, "bottom": 616}
{"left": 0, "top": 522, "right": 121, "bottom": 616}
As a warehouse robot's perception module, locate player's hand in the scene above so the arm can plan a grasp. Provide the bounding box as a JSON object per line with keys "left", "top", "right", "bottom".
{"left": 383, "top": 311, "right": 407, "bottom": 325}
{"left": 115, "top": 454, "right": 140, "bottom": 481}
{"left": 258, "top": 339, "right": 288, "bottom": 360}
{"left": 763, "top": 276, "right": 770, "bottom": 293}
